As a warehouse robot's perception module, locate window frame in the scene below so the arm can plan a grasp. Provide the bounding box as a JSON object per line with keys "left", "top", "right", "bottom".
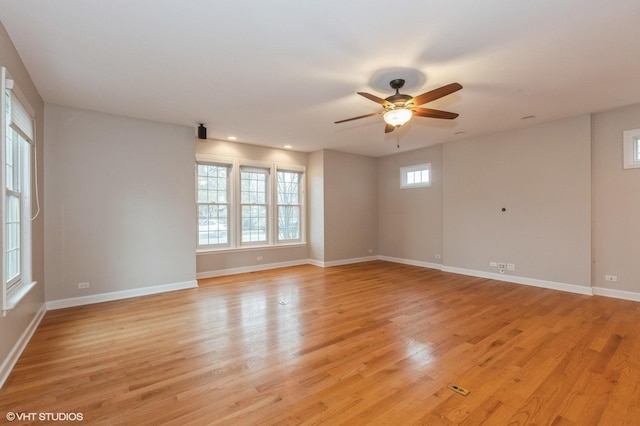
{"left": 275, "top": 167, "right": 304, "bottom": 244}
{"left": 239, "top": 164, "right": 270, "bottom": 246}
{"left": 195, "top": 155, "right": 305, "bottom": 252}
{"left": 2, "top": 67, "right": 37, "bottom": 314}
{"left": 623, "top": 128, "right": 640, "bottom": 169}
{"left": 400, "top": 163, "right": 432, "bottom": 188}
{"left": 196, "top": 161, "right": 232, "bottom": 249}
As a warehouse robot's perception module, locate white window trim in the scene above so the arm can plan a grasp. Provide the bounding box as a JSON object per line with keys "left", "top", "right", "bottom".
{"left": 239, "top": 162, "right": 272, "bottom": 247}
{"left": 195, "top": 154, "right": 306, "bottom": 253}
{"left": 400, "top": 163, "right": 432, "bottom": 188}
{"left": 623, "top": 128, "right": 640, "bottom": 169}
{"left": 2, "top": 67, "right": 37, "bottom": 315}
{"left": 196, "top": 159, "right": 233, "bottom": 249}
{"left": 275, "top": 165, "right": 305, "bottom": 244}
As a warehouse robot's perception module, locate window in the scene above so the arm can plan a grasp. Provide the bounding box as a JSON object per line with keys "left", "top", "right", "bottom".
{"left": 197, "top": 163, "right": 230, "bottom": 247}
{"left": 277, "top": 170, "right": 301, "bottom": 241}
{"left": 401, "top": 163, "right": 431, "bottom": 188}
{"left": 240, "top": 166, "right": 269, "bottom": 244}
{"left": 196, "top": 156, "right": 305, "bottom": 250}
{"left": 623, "top": 128, "right": 640, "bottom": 169}
{"left": 2, "top": 67, "right": 36, "bottom": 313}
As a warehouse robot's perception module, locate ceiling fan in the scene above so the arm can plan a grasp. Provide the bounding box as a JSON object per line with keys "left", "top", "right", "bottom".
{"left": 335, "top": 79, "right": 462, "bottom": 133}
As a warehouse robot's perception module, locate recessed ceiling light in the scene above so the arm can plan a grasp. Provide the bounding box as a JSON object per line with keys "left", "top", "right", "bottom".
{"left": 284, "top": 145, "right": 292, "bottom": 149}
{"left": 521, "top": 115, "right": 536, "bottom": 120}
{"left": 454, "top": 131, "right": 466, "bottom": 136}
{"left": 227, "top": 136, "right": 237, "bottom": 140}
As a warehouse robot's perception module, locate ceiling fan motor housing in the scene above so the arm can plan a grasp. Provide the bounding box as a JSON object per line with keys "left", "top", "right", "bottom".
{"left": 386, "top": 79, "right": 413, "bottom": 108}
{"left": 389, "top": 79, "right": 405, "bottom": 90}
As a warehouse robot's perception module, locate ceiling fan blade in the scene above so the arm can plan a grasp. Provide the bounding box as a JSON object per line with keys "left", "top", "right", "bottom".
{"left": 384, "top": 123, "right": 396, "bottom": 133}
{"left": 411, "top": 82, "right": 463, "bottom": 106}
{"left": 334, "top": 111, "right": 381, "bottom": 124}
{"left": 358, "top": 92, "right": 394, "bottom": 107}
{"left": 413, "top": 107, "right": 459, "bottom": 120}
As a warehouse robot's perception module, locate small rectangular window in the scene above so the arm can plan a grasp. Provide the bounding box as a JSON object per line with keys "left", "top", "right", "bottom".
{"left": 401, "top": 163, "right": 431, "bottom": 188}
{"left": 623, "top": 129, "right": 640, "bottom": 169}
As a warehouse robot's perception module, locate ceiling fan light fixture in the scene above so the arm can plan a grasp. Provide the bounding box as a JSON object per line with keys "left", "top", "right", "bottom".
{"left": 383, "top": 108, "right": 412, "bottom": 127}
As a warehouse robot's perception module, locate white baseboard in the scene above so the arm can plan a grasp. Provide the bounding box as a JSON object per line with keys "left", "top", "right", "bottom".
{"left": 46, "top": 280, "right": 198, "bottom": 310}
{"left": 198, "top": 256, "right": 379, "bottom": 276}
{"left": 0, "top": 303, "right": 46, "bottom": 389}
{"left": 312, "top": 256, "right": 379, "bottom": 268}
{"left": 378, "top": 255, "right": 443, "bottom": 270}
{"left": 307, "top": 259, "right": 324, "bottom": 267}
{"left": 592, "top": 286, "right": 640, "bottom": 302}
{"left": 197, "top": 260, "right": 309, "bottom": 279}
{"left": 440, "top": 265, "right": 593, "bottom": 295}
{"left": 196, "top": 255, "right": 640, "bottom": 302}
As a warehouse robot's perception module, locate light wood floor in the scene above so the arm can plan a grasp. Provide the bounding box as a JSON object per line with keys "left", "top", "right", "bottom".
{"left": 1, "top": 261, "right": 639, "bottom": 425}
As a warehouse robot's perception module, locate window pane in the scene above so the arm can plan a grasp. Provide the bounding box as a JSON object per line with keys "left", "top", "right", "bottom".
{"left": 198, "top": 204, "right": 228, "bottom": 246}
{"left": 635, "top": 136, "right": 640, "bottom": 162}
{"left": 278, "top": 205, "right": 300, "bottom": 240}
{"left": 197, "top": 164, "right": 228, "bottom": 203}
{"left": 242, "top": 205, "right": 267, "bottom": 243}
{"left": 241, "top": 170, "right": 267, "bottom": 204}
{"left": 277, "top": 171, "right": 299, "bottom": 204}
{"left": 5, "top": 129, "right": 20, "bottom": 192}
{"left": 5, "top": 193, "right": 20, "bottom": 283}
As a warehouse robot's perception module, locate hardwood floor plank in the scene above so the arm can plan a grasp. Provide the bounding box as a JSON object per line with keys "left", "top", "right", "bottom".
{"left": 1, "top": 261, "right": 639, "bottom": 424}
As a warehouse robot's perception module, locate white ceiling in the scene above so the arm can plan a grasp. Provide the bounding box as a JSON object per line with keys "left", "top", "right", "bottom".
{"left": 1, "top": 0, "right": 640, "bottom": 157}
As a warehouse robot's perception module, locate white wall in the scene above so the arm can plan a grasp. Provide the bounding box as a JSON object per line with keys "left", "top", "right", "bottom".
{"left": 323, "top": 150, "right": 378, "bottom": 262}
{"left": 443, "top": 115, "right": 592, "bottom": 287}
{"left": 44, "top": 104, "right": 196, "bottom": 302}
{"left": 308, "top": 150, "right": 325, "bottom": 262}
{"left": 378, "top": 144, "right": 443, "bottom": 264}
{"left": 592, "top": 103, "right": 640, "bottom": 295}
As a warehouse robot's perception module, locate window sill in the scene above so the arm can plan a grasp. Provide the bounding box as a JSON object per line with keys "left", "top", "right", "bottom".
{"left": 197, "top": 242, "right": 307, "bottom": 256}
{"left": 3, "top": 281, "right": 38, "bottom": 316}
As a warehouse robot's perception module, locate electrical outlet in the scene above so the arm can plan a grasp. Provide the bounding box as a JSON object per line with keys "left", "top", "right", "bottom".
{"left": 507, "top": 263, "right": 515, "bottom": 271}
{"left": 497, "top": 262, "right": 506, "bottom": 270}
{"left": 605, "top": 275, "right": 618, "bottom": 282}
{"left": 78, "top": 282, "right": 90, "bottom": 289}
{"left": 490, "top": 261, "right": 497, "bottom": 267}
{"left": 435, "top": 254, "right": 441, "bottom": 259}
